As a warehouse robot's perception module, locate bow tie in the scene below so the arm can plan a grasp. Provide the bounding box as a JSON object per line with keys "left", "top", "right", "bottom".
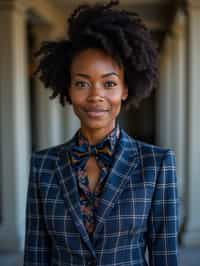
{"left": 70, "top": 137, "right": 113, "bottom": 170}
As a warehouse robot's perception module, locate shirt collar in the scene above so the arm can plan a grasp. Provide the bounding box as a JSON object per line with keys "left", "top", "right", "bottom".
{"left": 76, "top": 123, "right": 121, "bottom": 153}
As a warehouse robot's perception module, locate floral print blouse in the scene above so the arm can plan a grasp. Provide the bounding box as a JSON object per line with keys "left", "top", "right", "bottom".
{"left": 69, "top": 125, "right": 120, "bottom": 241}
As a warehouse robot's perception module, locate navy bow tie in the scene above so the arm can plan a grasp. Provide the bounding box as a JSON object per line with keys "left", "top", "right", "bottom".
{"left": 70, "top": 138, "right": 113, "bottom": 170}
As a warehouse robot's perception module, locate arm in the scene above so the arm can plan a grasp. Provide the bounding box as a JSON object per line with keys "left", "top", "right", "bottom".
{"left": 23, "top": 153, "right": 51, "bottom": 266}
{"left": 147, "top": 149, "right": 179, "bottom": 266}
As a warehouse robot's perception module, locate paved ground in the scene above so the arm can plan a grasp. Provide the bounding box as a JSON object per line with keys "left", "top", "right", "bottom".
{"left": 0, "top": 247, "right": 200, "bottom": 266}
{"left": 179, "top": 247, "right": 200, "bottom": 266}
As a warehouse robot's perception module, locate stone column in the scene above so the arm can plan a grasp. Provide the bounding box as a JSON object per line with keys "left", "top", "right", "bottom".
{"left": 182, "top": 0, "right": 200, "bottom": 246}
{"left": 169, "top": 10, "right": 187, "bottom": 234}
{"left": 33, "top": 24, "right": 67, "bottom": 149}
{"left": 158, "top": 9, "right": 188, "bottom": 238}
{"left": 32, "top": 25, "right": 56, "bottom": 149}
{"left": 157, "top": 34, "right": 173, "bottom": 147}
{"left": 0, "top": 0, "right": 31, "bottom": 251}
{"left": 157, "top": 9, "right": 186, "bottom": 168}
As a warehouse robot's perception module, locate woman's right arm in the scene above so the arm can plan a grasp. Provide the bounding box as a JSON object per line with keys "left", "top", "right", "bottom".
{"left": 23, "top": 153, "right": 51, "bottom": 266}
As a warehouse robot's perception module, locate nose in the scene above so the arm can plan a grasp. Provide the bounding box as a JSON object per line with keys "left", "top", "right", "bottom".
{"left": 87, "top": 84, "right": 104, "bottom": 102}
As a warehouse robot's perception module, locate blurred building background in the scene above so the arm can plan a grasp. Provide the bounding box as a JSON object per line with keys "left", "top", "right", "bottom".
{"left": 0, "top": 0, "right": 200, "bottom": 265}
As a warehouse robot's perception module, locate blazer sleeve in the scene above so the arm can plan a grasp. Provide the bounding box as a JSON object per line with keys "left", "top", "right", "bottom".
{"left": 147, "top": 149, "right": 179, "bottom": 266}
{"left": 23, "top": 153, "right": 51, "bottom": 266}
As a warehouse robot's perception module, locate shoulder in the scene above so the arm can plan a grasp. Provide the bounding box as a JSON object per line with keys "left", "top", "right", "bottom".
{"left": 121, "top": 129, "right": 176, "bottom": 167}
{"left": 30, "top": 138, "right": 73, "bottom": 169}
{"left": 136, "top": 138, "right": 175, "bottom": 168}
{"left": 121, "top": 131, "right": 177, "bottom": 187}
{"left": 135, "top": 137, "right": 174, "bottom": 158}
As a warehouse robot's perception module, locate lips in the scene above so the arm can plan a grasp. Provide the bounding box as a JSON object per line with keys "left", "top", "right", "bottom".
{"left": 84, "top": 107, "right": 109, "bottom": 118}
{"left": 84, "top": 106, "right": 109, "bottom": 112}
{"left": 86, "top": 108, "right": 108, "bottom": 112}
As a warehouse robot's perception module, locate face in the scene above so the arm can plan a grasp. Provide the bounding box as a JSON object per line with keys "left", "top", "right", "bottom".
{"left": 69, "top": 48, "right": 128, "bottom": 133}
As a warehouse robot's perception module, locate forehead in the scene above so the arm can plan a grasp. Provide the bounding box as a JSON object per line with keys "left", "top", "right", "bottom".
{"left": 70, "top": 48, "right": 123, "bottom": 75}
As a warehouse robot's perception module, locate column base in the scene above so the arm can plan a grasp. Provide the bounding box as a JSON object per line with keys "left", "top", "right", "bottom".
{"left": 182, "top": 228, "right": 200, "bottom": 247}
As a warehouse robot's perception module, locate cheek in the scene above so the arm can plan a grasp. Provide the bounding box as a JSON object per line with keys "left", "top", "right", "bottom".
{"left": 107, "top": 91, "right": 123, "bottom": 107}
{"left": 70, "top": 91, "right": 86, "bottom": 106}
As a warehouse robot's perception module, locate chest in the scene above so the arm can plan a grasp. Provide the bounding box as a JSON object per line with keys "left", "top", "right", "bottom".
{"left": 41, "top": 169, "right": 155, "bottom": 240}
{"left": 86, "top": 156, "right": 101, "bottom": 193}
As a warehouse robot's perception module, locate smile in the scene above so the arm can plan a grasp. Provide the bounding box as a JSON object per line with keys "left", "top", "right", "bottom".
{"left": 85, "top": 109, "right": 109, "bottom": 118}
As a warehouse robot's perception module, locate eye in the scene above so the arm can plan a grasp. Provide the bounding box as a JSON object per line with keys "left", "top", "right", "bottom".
{"left": 104, "top": 81, "right": 117, "bottom": 88}
{"left": 74, "top": 81, "right": 90, "bottom": 88}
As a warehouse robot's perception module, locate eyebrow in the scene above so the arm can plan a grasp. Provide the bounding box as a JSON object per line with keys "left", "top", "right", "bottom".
{"left": 75, "top": 72, "right": 119, "bottom": 78}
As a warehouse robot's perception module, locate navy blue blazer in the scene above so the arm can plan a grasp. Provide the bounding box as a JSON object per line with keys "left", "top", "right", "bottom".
{"left": 23, "top": 128, "right": 179, "bottom": 266}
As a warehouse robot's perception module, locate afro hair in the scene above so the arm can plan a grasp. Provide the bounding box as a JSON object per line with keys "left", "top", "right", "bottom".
{"left": 34, "top": 0, "right": 159, "bottom": 110}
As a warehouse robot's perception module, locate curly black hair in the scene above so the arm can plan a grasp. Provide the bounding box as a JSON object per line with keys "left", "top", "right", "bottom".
{"left": 34, "top": 0, "right": 159, "bottom": 110}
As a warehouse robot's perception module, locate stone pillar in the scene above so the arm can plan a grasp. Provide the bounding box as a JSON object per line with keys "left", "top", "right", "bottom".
{"left": 158, "top": 9, "right": 187, "bottom": 238}
{"left": 32, "top": 25, "right": 55, "bottom": 149}
{"left": 170, "top": 10, "right": 186, "bottom": 168}
{"left": 31, "top": 6, "right": 80, "bottom": 148}
{"left": 33, "top": 25, "right": 65, "bottom": 149}
{"left": 0, "top": 0, "right": 31, "bottom": 251}
{"left": 169, "top": 10, "right": 187, "bottom": 234}
{"left": 182, "top": 0, "right": 200, "bottom": 246}
{"left": 157, "top": 34, "right": 173, "bottom": 147}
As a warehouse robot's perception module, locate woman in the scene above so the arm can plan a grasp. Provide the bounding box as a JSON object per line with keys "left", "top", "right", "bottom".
{"left": 24, "top": 1, "right": 179, "bottom": 265}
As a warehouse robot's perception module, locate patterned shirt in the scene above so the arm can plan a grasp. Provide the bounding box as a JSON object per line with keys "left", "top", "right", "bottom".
{"left": 70, "top": 124, "right": 120, "bottom": 240}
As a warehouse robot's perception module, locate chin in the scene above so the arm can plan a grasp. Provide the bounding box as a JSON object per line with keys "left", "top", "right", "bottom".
{"left": 82, "top": 119, "right": 113, "bottom": 130}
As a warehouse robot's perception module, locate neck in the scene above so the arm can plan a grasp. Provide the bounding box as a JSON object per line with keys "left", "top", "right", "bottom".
{"left": 80, "top": 121, "right": 116, "bottom": 145}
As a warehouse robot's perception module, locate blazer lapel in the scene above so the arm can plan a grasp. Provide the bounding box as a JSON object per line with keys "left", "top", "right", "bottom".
{"left": 54, "top": 128, "right": 139, "bottom": 254}
{"left": 92, "top": 129, "right": 139, "bottom": 247}
{"left": 55, "top": 136, "right": 97, "bottom": 258}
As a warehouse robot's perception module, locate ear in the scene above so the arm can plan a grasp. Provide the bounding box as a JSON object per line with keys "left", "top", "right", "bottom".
{"left": 122, "top": 86, "right": 128, "bottom": 101}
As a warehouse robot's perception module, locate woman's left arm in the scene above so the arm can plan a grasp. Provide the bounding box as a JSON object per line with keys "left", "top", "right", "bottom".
{"left": 147, "top": 149, "right": 180, "bottom": 266}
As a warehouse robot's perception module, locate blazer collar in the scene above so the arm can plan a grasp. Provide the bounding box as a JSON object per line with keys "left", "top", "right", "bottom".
{"left": 55, "top": 129, "right": 139, "bottom": 256}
